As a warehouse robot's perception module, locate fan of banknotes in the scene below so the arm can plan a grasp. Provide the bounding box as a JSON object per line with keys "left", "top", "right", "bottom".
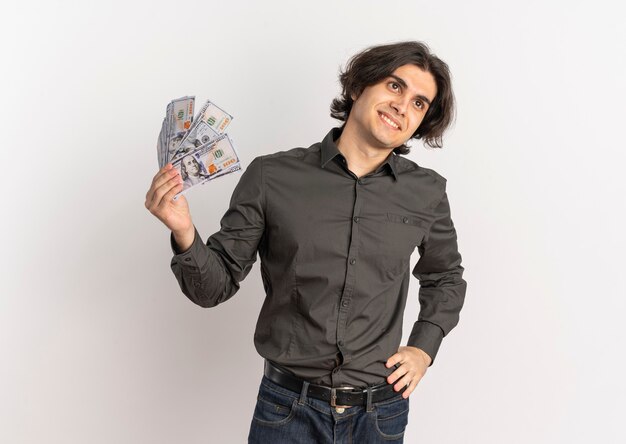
{"left": 157, "top": 96, "right": 242, "bottom": 197}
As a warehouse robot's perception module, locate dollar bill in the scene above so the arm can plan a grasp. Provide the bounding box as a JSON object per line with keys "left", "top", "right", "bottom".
{"left": 170, "top": 120, "right": 219, "bottom": 162}
{"left": 157, "top": 96, "right": 195, "bottom": 168}
{"left": 172, "top": 133, "right": 241, "bottom": 198}
{"left": 172, "top": 100, "right": 233, "bottom": 163}
{"left": 195, "top": 100, "right": 233, "bottom": 134}
{"left": 164, "top": 96, "right": 195, "bottom": 166}
{"left": 157, "top": 116, "right": 168, "bottom": 168}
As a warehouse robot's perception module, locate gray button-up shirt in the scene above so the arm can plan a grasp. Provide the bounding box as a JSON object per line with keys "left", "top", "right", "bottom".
{"left": 170, "top": 127, "right": 467, "bottom": 388}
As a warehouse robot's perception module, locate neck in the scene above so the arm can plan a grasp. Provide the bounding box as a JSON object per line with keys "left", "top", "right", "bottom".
{"left": 336, "top": 122, "right": 394, "bottom": 178}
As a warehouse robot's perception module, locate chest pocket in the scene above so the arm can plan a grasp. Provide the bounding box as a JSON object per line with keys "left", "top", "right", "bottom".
{"left": 384, "top": 212, "right": 427, "bottom": 253}
{"left": 358, "top": 212, "right": 427, "bottom": 280}
{"left": 387, "top": 212, "right": 424, "bottom": 227}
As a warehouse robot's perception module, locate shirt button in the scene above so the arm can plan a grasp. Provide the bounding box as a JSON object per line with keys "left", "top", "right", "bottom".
{"left": 349, "top": 258, "right": 356, "bottom": 265}
{"left": 353, "top": 216, "right": 360, "bottom": 223}
{"left": 342, "top": 300, "right": 349, "bottom": 307}
{"left": 357, "top": 179, "right": 363, "bottom": 185}
{"left": 193, "top": 282, "right": 201, "bottom": 288}
{"left": 402, "top": 217, "right": 409, "bottom": 224}
{"left": 184, "top": 257, "right": 192, "bottom": 262}
{"left": 338, "top": 340, "right": 344, "bottom": 347}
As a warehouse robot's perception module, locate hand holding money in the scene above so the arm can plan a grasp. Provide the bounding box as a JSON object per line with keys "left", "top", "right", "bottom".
{"left": 155, "top": 96, "right": 242, "bottom": 198}
{"left": 145, "top": 163, "right": 195, "bottom": 250}
{"left": 148, "top": 96, "right": 242, "bottom": 248}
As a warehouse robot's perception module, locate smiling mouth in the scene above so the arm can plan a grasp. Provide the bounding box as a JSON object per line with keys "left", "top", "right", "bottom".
{"left": 378, "top": 112, "right": 401, "bottom": 130}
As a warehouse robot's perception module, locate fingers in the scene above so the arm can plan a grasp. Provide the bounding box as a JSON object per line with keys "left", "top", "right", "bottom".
{"left": 151, "top": 163, "right": 175, "bottom": 188}
{"left": 388, "top": 364, "right": 419, "bottom": 397}
{"left": 385, "top": 352, "right": 401, "bottom": 369}
{"left": 401, "top": 376, "right": 419, "bottom": 399}
{"left": 385, "top": 353, "right": 402, "bottom": 385}
{"left": 387, "top": 365, "right": 408, "bottom": 386}
{"left": 147, "top": 172, "right": 183, "bottom": 213}
{"left": 394, "top": 370, "right": 412, "bottom": 392}
{"left": 385, "top": 347, "right": 428, "bottom": 399}
{"left": 146, "top": 164, "right": 173, "bottom": 203}
{"left": 158, "top": 181, "right": 184, "bottom": 210}
{"left": 145, "top": 164, "right": 180, "bottom": 209}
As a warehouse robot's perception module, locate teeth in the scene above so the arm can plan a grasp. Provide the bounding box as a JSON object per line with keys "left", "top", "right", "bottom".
{"left": 380, "top": 113, "right": 398, "bottom": 129}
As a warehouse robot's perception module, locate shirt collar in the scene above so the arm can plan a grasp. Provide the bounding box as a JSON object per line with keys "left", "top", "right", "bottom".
{"left": 320, "top": 127, "right": 399, "bottom": 181}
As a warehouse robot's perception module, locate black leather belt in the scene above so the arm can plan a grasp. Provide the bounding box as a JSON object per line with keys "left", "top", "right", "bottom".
{"left": 263, "top": 360, "right": 406, "bottom": 407}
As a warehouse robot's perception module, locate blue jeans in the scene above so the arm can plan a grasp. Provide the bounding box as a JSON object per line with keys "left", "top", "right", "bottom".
{"left": 248, "top": 375, "right": 410, "bottom": 443}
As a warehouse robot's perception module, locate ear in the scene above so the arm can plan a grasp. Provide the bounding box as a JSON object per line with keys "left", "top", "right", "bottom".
{"left": 349, "top": 88, "right": 360, "bottom": 101}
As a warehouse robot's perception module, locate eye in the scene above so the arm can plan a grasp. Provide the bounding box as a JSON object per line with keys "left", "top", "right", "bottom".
{"left": 414, "top": 100, "right": 424, "bottom": 109}
{"left": 388, "top": 81, "right": 400, "bottom": 92}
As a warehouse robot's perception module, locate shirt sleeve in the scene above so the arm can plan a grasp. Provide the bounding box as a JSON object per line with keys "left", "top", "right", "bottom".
{"left": 169, "top": 156, "right": 266, "bottom": 308}
{"left": 407, "top": 186, "right": 467, "bottom": 366}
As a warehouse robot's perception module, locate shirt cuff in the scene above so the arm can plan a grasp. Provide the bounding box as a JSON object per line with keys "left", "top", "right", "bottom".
{"left": 406, "top": 321, "right": 444, "bottom": 367}
{"left": 170, "top": 226, "right": 209, "bottom": 271}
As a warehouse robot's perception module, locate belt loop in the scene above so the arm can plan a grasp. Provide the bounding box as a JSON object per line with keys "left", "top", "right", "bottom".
{"left": 366, "top": 386, "right": 373, "bottom": 412}
{"left": 299, "top": 381, "right": 310, "bottom": 405}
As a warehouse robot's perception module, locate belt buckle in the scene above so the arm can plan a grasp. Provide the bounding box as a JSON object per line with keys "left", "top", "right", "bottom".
{"left": 330, "top": 385, "right": 357, "bottom": 407}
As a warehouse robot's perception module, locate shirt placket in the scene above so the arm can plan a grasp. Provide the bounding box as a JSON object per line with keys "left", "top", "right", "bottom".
{"left": 332, "top": 163, "right": 366, "bottom": 386}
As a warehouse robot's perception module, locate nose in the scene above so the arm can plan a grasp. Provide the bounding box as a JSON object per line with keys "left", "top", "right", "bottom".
{"left": 390, "top": 96, "right": 409, "bottom": 116}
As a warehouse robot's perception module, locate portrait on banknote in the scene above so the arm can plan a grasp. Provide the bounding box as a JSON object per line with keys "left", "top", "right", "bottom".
{"left": 179, "top": 154, "right": 210, "bottom": 190}
{"left": 167, "top": 132, "right": 186, "bottom": 161}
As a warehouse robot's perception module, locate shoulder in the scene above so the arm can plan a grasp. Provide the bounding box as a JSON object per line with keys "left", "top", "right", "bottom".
{"left": 249, "top": 142, "right": 320, "bottom": 171}
{"left": 394, "top": 155, "right": 447, "bottom": 185}
{"left": 394, "top": 155, "right": 449, "bottom": 210}
{"left": 257, "top": 145, "right": 313, "bottom": 162}
{"left": 241, "top": 144, "right": 315, "bottom": 183}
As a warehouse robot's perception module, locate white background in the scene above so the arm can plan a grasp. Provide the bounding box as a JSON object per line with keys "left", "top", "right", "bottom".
{"left": 1, "top": 1, "right": 625, "bottom": 443}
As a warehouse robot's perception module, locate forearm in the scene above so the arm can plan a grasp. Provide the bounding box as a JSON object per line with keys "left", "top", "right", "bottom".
{"left": 408, "top": 187, "right": 467, "bottom": 366}
{"left": 168, "top": 156, "right": 266, "bottom": 309}
{"left": 406, "top": 268, "right": 467, "bottom": 366}
{"left": 170, "top": 227, "right": 240, "bottom": 308}
{"left": 172, "top": 225, "right": 195, "bottom": 253}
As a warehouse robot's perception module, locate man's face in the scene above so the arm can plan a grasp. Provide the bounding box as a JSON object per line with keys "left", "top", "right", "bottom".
{"left": 183, "top": 156, "right": 199, "bottom": 176}
{"left": 169, "top": 137, "right": 182, "bottom": 154}
{"left": 347, "top": 64, "right": 437, "bottom": 150}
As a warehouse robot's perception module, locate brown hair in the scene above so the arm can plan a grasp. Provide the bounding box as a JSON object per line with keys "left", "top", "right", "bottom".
{"left": 330, "top": 41, "right": 455, "bottom": 154}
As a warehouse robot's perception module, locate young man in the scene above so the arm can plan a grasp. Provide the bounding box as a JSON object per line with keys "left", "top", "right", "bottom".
{"left": 145, "top": 41, "right": 467, "bottom": 443}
